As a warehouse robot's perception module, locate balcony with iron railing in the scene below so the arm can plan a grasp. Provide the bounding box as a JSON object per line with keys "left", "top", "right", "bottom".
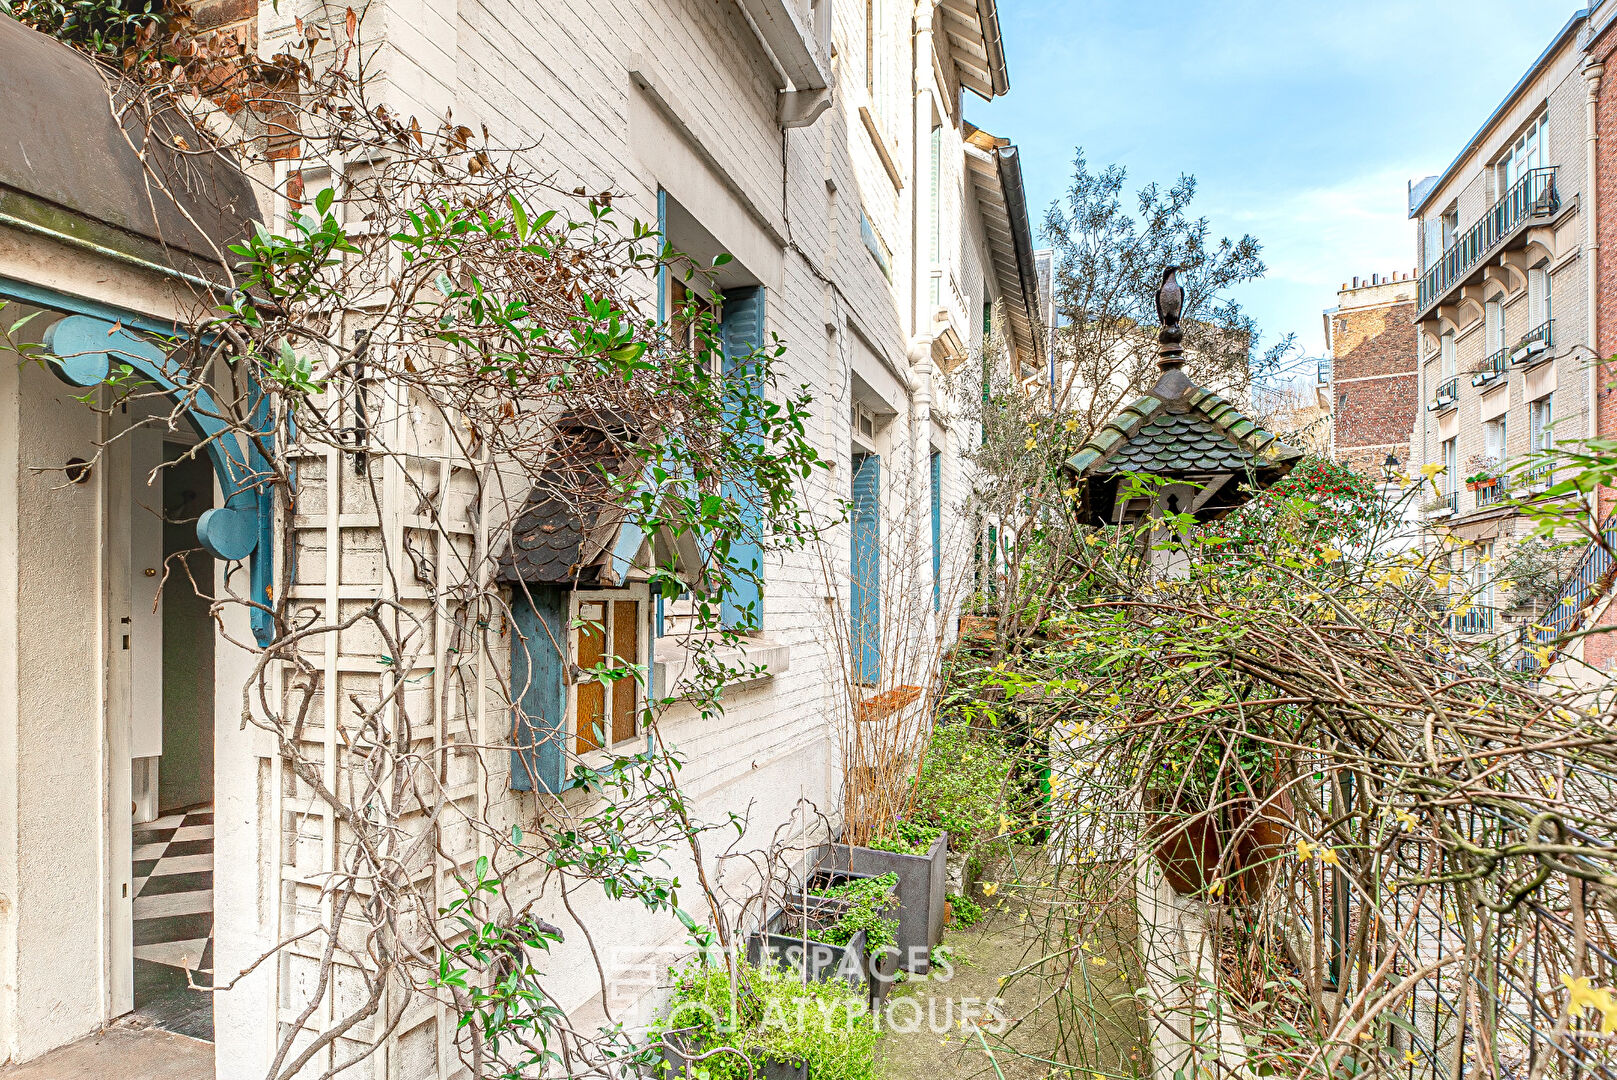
{"left": 1417, "top": 167, "right": 1560, "bottom": 315}
{"left": 1427, "top": 375, "right": 1458, "bottom": 413}
{"left": 1511, "top": 319, "right": 1554, "bottom": 366}
{"left": 1425, "top": 489, "right": 1460, "bottom": 518}
{"left": 1448, "top": 603, "right": 1497, "bottom": 635}
{"left": 1474, "top": 473, "right": 1508, "bottom": 508}
{"left": 1471, "top": 345, "right": 1509, "bottom": 388}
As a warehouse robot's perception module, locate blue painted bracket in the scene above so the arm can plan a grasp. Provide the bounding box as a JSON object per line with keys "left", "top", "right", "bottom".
{"left": 42, "top": 314, "right": 277, "bottom": 646}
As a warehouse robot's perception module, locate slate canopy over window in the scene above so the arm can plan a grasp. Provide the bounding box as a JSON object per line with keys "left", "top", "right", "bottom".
{"left": 499, "top": 410, "right": 699, "bottom": 793}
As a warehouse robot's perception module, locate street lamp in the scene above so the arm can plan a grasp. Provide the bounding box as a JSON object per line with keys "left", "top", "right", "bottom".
{"left": 1382, "top": 453, "right": 1400, "bottom": 482}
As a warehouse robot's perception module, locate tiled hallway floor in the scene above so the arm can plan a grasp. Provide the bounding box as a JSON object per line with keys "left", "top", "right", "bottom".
{"left": 132, "top": 806, "right": 214, "bottom": 1041}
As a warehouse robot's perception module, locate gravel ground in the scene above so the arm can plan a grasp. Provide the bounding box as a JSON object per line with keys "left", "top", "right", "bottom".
{"left": 876, "top": 899, "right": 1148, "bottom": 1080}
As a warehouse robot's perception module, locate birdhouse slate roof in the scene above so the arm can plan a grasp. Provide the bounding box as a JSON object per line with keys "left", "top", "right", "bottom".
{"left": 497, "top": 414, "right": 632, "bottom": 586}
{"left": 1067, "top": 384, "right": 1301, "bottom": 478}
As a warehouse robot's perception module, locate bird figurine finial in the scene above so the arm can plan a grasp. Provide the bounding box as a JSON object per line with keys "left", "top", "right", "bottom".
{"left": 1155, "top": 265, "right": 1185, "bottom": 370}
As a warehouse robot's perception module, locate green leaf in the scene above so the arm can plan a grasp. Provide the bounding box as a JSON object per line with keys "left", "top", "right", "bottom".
{"left": 314, "top": 187, "right": 335, "bottom": 216}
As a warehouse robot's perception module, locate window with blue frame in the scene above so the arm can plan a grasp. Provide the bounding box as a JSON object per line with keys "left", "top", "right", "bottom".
{"left": 509, "top": 585, "right": 650, "bottom": 793}
{"left": 850, "top": 452, "right": 881, "bottom": 684}
{"left": 930, "top": 450, "right": 941, "bottom": 612}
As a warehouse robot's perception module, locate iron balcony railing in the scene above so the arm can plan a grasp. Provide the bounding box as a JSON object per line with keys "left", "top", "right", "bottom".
{"left": 1419, "top": 167, "right": 1560, "bottom": 312}
{"left": 1448, "top": 603, "right": 1497, "bottom": 635}
{"left": 1512, "top": 319, "right": 1555, "bottom": 366}
{"left": 1475, "top": 474, "right": 1508, "bottom": 508}
{"left": 1429, "top": 376, "right": 1459, "bottom": 413}
{"left": 1517, "top": 521, "right": 1617, "bottom": 673}
{"left": 1471, "top": 346, "right": 1509, "bottom": 388}
{"left": 1525, "top": 461, "right": 1554, "bottom": 488}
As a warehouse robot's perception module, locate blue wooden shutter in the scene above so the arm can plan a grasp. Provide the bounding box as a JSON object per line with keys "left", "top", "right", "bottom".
{"left": 510, "top": 585, "right": 568, "bottom": 792}
{"left": 721, "top": 285, "right": 766, "bottom": 629}
{"left": 850, "top": 453, "right": 882, "bottom": 684}
{"left": 930, "top": 450, "right": 942, "bottom": 613}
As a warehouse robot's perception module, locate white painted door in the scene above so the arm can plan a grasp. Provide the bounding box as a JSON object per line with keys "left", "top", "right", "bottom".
{"left": 129, "top": 425, "right": 164, "bottom": 822}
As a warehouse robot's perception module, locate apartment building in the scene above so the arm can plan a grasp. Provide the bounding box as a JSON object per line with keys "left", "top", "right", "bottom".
{"left": 1327, "top": 272, "right": 1419, "bottom": 476}
{"left": 0, "top": 2, "right": 1045, "bottom": 1077}
{"left": 1408, "top": 8, "right": 1601, "bottom": 628}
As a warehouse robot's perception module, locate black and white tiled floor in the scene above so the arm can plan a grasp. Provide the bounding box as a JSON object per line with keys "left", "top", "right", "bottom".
{"left": 131, "top": 806, "right": 214, "bottom": 1041}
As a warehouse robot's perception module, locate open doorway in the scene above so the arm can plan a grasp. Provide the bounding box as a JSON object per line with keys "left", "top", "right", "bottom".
{"left": 128, "top": 441, "right": 217, "bottom": 1041}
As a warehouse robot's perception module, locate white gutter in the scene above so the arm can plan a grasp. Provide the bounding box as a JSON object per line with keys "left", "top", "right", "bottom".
{"left": 1588, "top": 61, "right": 1604, "bottom": 444}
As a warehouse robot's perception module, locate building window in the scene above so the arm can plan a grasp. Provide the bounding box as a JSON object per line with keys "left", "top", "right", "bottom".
{"left": 573, "top": 596, "right": 643, "bottom": 754}
{"left": 1530, "top": 393, "right": 1555, "bottom": 452}
{"left": 1484, "top": 415, "right": 1507, "bottom": 462}
{"left": 1498, "top": 114, "right": 1548, "bottom": 192}
{"left": 1486, "top": 300, "right": 1505, "bottom": 355}
{"left": 510, "top": 585, "right": 649, "bottom": 792}
{"left": 1440, "top": 332, "right": 1456, "bottom": 380}
{"left": 1442, "top": 437, "right": 1458, "bottom": 497}
{"left": 668, "top": 276, "right": 722, "bottom": 374}
{"left": 861, "top": 209, "right": 893, "bottom": 282}
{"left": 865, "top": 0, "right": 894, "bottom": 131}
{"left": 1470, "top": 542, "right": 1495, "bottom": 613}
{"left": 1528, "top": 264, "right": 1552, "bottom": 328}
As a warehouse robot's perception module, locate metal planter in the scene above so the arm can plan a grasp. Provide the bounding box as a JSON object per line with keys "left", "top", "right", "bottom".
{"left": 746, "top": 908, "right": 870, "bottom": 996}
{"left": 820, "top": 831, "right": 948, "bottom": 974}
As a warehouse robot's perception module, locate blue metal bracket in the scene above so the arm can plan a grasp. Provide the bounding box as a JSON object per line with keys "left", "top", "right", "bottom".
{"left": 41, "top": 314, "right": 277, "bottom": 645}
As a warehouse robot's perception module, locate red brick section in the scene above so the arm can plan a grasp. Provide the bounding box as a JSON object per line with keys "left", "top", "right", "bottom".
{"left": 1331, "top": 291, "right": 1417, "bottom": 478}
{"left": 1583, "top": 23, "right": 1617, "bottom": 667}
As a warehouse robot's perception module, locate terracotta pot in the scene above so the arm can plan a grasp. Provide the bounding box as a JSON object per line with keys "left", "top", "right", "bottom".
{"left": 1149, "top": 808, "right": 1221, "bottom": 895}
{"left": 1148, "top": 790, "right": 1293, "bottom": 900}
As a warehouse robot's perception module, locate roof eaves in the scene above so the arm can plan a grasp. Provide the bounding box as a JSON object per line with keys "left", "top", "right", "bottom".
{"left": 993, "top": 143, "right": 1047, "bottom": 370}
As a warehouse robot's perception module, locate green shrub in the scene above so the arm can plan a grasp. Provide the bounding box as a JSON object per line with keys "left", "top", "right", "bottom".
{"left": 812, "top": 872, "right": 899, "bottom": 952}
{"left": 946, "top": 892, "right": 983, "bottom": 928}
{"left": 910, "top": 723, "right": 1022, "bottom": 852}
{"left": 651, "top": 960, "right": 880, "bottom": 1080}
{"left": 866, "top": 820, "right": 942, "bottom": 855}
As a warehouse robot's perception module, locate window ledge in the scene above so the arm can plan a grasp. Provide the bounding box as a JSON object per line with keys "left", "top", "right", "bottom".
{"left": 654, "top": 634, "right": 792, "bottom": 700}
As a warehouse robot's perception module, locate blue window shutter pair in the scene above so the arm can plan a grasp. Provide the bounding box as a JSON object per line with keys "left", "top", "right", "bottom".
{"left": 930, "top": 451, "right": 942, "bottom": 613}
{"left": 510, "top": 585, "right": 569, "bottom": 792}
{"left": 720, "top": 285, "right": 766, "bottom": 630}
{"left": 850, "top": 453, "right": 882, "bottom": 684}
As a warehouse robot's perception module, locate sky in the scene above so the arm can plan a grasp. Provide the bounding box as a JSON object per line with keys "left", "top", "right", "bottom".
{"left": 970, "top": 1, "right": 1589, "bottom": 366}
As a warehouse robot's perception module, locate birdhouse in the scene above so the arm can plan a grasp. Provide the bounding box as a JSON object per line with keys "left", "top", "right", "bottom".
{"left": 1064, "top": 267, "right": 1303, "bottom": 528}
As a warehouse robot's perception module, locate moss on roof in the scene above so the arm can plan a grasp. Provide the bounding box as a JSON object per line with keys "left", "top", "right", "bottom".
{"left": 1066, "top": 384, "right": 1302, "bottom": 479}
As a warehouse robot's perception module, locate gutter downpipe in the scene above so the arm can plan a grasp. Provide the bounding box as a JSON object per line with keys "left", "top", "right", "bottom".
{"left": 912, "top": 0, "right": 938, "bottom": 642}
{"left": 1589, "top": 62, "right": 1605, "bottom": 449}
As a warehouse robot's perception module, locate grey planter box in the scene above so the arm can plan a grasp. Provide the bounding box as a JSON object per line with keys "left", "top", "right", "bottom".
{"left": 746, "top": 909, "right": 870, "bottom": 995}
{"left": 821, "top": 831, "right": 948, "bottom": 973}
{"left": 796, "top": 871, "right": 901, "bottom": 1007}
{"left": 659, "top": 1034, "right": 808, "bottom": 1080}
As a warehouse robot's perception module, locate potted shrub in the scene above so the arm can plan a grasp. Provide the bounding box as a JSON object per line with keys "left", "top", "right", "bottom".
{"left": 746, "top": 905, "right": 872, "bottom": 997}
{"left": 1145, "top": 736, "right": 1291, "bottom": 901}
{"left": 800, "top": 870, "right": 901, "bottom": 1006}
{"left": 821, "top": 821, "right": 947, "bottom": 974}
{"left": 651, "top": 960, "right": 879, "bottom": 1080}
